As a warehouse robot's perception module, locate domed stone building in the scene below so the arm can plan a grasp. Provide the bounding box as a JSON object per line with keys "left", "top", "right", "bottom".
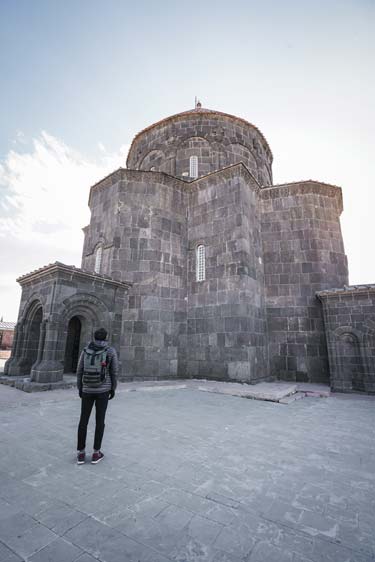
{"left": 5, "top": 104, "right": 375, "bottom": 392}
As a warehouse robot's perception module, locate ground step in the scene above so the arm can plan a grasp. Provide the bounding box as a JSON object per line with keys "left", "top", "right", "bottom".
{"left": 279, "top": 391, "right": 305, "bottom": 405}
{"left": 296, "top": 383, "right": 331, "bottom": 397}
{"left": 198, "top": 382, "right": 298, "bottom": 403}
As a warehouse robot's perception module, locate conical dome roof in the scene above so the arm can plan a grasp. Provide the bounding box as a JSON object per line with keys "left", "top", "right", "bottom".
{"left": 127, "top": 105, "right": 272, "bottom": 166}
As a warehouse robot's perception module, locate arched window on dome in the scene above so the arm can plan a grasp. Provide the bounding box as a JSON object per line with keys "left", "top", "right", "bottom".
{"left": 196, "top": 244, "right": 205, "bottom": 282}
{"left": 94, "top": 245, "right": 103, "bottom": 274}
{"left": 189, "top": 155, "right": 198, "bottom": 179}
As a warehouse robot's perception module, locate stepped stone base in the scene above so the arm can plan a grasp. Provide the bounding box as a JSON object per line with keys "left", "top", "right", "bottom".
{"left": 0, "top": 375, "right": 76, "bottom": 393}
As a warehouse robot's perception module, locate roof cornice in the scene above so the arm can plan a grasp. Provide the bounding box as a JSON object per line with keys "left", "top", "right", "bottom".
{"left": 88, "top": 162, "right": 262, "bottom": 204}
{"left": 260, "top": 180, "right": 343, "bottom": 213}
{"left": 317, "top": 284, "right": 375, "bottom": 299}
{"left": 187, "top": 161, "right": 260, "bottom": 190}
{"left": 268, "top": 179, "right": 341, "bottom": 190}
{"left": 17, "top": 262, "right": 132, "bottom": 289}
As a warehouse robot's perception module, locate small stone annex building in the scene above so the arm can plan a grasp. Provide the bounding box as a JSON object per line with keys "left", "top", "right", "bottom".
{"left": 5, "top": 103, "right": 375, "bottom": 392}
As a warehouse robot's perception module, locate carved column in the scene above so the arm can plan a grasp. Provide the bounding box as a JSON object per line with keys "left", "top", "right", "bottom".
{"left": 30, "top": 320, "right": 63, "bottom": 383}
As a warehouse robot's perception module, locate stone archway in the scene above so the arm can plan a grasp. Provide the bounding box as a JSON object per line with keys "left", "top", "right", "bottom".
{"left": 333, "top": 326, "right": 365, "bottom": 392}
{"left": 58, "top": 293, "right": 111, "bottom": 377}
{"left": 64, "top": 316, "right": 82, "bottom": 373}
{"left": 338, "top": 333, "right": 363, "bottom": 391}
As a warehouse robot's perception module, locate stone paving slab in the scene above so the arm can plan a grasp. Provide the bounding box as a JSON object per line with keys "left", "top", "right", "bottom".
{"left": 0, "top": 383, "right": 374, "bottom": 561}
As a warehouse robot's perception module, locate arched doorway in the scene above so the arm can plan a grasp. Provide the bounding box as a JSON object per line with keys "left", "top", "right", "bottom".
{"left": 64, "top": 316, "right": 82, "bottom": 373}
{"left": 338, "top": 332, "right": 364, "bottom": 392}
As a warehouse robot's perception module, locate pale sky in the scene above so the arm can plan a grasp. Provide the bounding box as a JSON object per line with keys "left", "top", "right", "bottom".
{"left": 0, "top": 0, "right": 374, "bottom": 320}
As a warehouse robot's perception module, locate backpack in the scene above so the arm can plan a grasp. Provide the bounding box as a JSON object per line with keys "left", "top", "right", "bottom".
{"left": 82, "top": 345, "right": 108, "bottom": 388}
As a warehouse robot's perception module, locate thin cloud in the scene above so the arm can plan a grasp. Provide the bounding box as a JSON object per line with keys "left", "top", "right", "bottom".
{"left": 0, "top": 132, "right": 129, "bottom": 319}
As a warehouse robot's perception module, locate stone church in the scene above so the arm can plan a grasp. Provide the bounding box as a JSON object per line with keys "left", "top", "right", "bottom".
{"left": 5, "top": 103, "right": 375, "bottom": 392}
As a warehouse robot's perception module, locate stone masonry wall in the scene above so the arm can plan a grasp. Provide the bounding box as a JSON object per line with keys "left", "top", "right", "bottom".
{"left": 81, "top": 171, "right": 122, "bottom": 275}
{"left": 187, "top": 165, "right": 269, "bottom": 382}
{"left": 126, "top": 112, "right": 273, "bottom": 186}
{"left": 260, "top": 182, "right": 348, "bottom": 383}
{"left": 110, "top": 170, "right": 188, "bottom": 380}
{"left": 318, "top": 287, "right": 375, "bottom": 393}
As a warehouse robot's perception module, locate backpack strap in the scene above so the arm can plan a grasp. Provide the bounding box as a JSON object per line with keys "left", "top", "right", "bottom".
{"left": 99, "top": 347, "right": 108, "bottom": 378}
{"left": 83, "top": 347, "right": 97, "bottom": 366}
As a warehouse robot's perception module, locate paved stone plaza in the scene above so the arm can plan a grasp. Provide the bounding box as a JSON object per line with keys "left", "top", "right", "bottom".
{"left": 0, "top": 382, "right": 374, "bottom": 562}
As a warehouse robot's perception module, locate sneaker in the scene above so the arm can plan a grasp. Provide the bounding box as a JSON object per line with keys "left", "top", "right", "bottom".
{"left": 77, "top": 451, "right": 86, "bottom": 465}
{"left": 91, "top": 451, "right": 104, "bottom": 464}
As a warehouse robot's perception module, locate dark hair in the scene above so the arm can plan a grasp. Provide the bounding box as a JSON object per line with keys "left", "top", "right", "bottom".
{"left": 94, "top": 328, "right": 108, "bottom": 341}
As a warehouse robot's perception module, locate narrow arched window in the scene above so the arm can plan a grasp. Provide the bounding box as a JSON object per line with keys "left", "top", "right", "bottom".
{"left": 94, "top": 245, "right": 103, "bottom": 273}
{"left": 196, "top": 244, "right": 205, "bottom": 281}
{"left": 190, "top": 155, "right": 198, "bottom": 179}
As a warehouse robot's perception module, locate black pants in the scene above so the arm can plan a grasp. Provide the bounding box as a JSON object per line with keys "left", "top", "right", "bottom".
{"left": 77, "top": 392, "right": 109, "bottom": 451}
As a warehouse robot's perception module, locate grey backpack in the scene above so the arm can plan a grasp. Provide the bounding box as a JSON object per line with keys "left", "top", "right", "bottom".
{"left": 82, "top": 346, "right": 108, "bottom": 388}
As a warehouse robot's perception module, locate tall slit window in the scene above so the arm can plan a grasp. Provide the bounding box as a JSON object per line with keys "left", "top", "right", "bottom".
{"left": 190, "top": 155, "right": 198, "bottom": 178}
{"left": 196, "top": 244, "right": 205, "bottom": 281}
{"left": 94, "top": 245, "right": 103, "bottom": 273}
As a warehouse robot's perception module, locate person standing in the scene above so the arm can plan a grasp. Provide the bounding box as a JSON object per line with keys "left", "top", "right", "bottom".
{"left": 76, "top": 327, "right": 118, "bottom": 464}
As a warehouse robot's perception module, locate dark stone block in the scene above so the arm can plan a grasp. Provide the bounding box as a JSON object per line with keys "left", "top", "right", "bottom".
{"left": 135, "top": 347, "right": 145, "bottom": 360}
{"left": 295, "top": 371, "right": 308, "bottom": 382}
{"left": 162, "top": 218, "right": 171, "bottom": 232}
{"left": 268, "top": 317, "right": 288, "bottom": 331}
{"left": 217, "top": 333, "right": 225, "bottom": 347}
{"left": 287, "top": 356, "right": 297, "bottom": 370}
{"left": 134, "top": 321, "right": 147, "bottom": 333}
{"left": 224, "top": 317, "right": 240, "bottom": 333}
{"left": 138, "top": 214, "right": 150, "bottom": 228}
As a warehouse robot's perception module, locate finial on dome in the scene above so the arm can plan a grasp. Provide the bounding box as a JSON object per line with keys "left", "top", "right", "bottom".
{"left": 195, "top": 97, "right": 202, "bottom": 109}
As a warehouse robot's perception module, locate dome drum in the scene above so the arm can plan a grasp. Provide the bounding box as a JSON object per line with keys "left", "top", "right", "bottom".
{"left": 126, "top": 109, "right": 273, "bottom": 186}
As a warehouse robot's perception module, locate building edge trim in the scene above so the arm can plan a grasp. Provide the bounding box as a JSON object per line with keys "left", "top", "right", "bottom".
{"left": 316, "top": 284, "right": 375, "bottom": 300}
{"left": 17, "top": 262, "right": 132, "bottom": 289}
{"left": 261, "top": 180, "right": 343, "bottom": 213}
{"left": 88, "top": 162, "right": 262, "bottom": 205}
